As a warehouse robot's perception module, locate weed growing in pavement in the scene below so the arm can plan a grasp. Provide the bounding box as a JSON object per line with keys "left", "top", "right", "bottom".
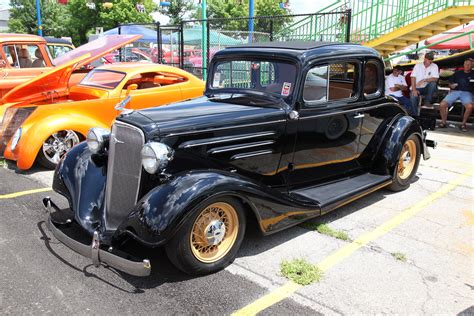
{"left": 300, "top": 222, "right": 351, "bottom": 241}
{"left": 391, "top": 252, "right": 407, "bottom": 262}
{"left": 280, "top": 259, "right": 323, "bottom": 285}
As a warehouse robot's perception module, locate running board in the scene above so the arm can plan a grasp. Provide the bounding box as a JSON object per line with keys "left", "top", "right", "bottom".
{"left": 291, "top": 173, "right": 392, "bottom": 214}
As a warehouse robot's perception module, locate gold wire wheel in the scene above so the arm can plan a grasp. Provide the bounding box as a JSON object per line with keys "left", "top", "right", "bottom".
{"left": 190, "top": 202, "right": 239, "bottom": 263}
{"left": 397, "top": 139, "right": 417, "bottom": 180}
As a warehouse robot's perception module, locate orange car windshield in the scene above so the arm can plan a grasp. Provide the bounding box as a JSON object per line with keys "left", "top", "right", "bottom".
{"left": 79, "top": 69, "right": 126, "bottom": 89}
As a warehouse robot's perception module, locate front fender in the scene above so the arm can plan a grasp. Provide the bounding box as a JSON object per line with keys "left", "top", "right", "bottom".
{"left": 116, "top": 170, "right": 318, "bottom": 246}
{"left": 53, "top": 142, "right": 108, "bottom": 235}
{"left": 372, "top": 115, "right": 423, "bottom": 176}
{"left": 11, "top": 114, "right": 109, "bottom": 170}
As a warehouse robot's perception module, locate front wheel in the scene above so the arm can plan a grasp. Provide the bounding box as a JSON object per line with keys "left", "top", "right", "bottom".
{"left": 37, "top": 130, "right": 80, "bottom": 169}
{"left": 165, "top": 197, "right": 246, "bottom": 275}
{"left": 387, "top": 134, "right": 421, "bottom": 192}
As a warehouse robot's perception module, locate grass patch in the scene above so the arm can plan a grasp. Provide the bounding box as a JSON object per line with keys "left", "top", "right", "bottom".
{"left": 280, "top": 258, "right": 323, "bottom": 285}
{"left": 391, "top": 252, "right": 407, "bottom": 262}
{"left": 301, "top": 222, "right": 351, "bottom": 241}
{"left": 0, "top": 159, "right": 5, "bottom": 168}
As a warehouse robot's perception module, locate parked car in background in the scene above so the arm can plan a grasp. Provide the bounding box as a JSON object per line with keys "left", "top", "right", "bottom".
{"left": 44, "top": 37, "right": 75, "bottom": 59}
{"left": 0, "top": 39, "right": 204, "bottom": 170}
{"left": 0, "top": 34, "right": 53, "bottom": 98}
{"left": 45, "top": 42, "right": 434, "bottom": 277}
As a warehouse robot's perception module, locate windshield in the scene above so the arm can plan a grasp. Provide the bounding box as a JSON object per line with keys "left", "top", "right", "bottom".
{"left": 210, "top": 59, "right": 297, "bottom": 99}
{"left": 79, "top": 69, "right": 126, "bottom": 89}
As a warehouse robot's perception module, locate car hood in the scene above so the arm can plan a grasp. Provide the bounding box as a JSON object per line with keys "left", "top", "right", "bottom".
{"left": 2, "top": 54, "right": 89, "bottom": 104}
{"left": 53, "top": 34, "right": 142, "bottom": 68}
{"left": 1, "top": 35, "right": 142, "bottom": 105}
{"left": 119, "top": 96, "right": 288, "bottom": 138}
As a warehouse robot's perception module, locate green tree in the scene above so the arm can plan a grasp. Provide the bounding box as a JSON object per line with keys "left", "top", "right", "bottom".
{"left": 8, "top": 0, "right": 71, "bottom": 38}
{"left": 160, "top": 0, "right": 195, "bottom": 25}
{"left": 66, "top": 0, "right": 157, "bottom": 45}
{"left": 99, "top": 0, "right": 156, "bottom": 31}
{"left": 192, "top": 0, "right": 292, "bottom": 35}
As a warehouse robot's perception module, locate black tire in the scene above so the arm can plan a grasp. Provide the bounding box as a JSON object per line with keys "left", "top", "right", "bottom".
{"left": 387, "top": 134, "right": 421, "bottom": 192}
{"left": 165, "top": 196, "right": 246, "bottom": 275}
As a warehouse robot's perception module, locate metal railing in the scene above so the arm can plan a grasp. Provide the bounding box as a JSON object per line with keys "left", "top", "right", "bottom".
{"left": 280, "top": 0, "right": 472, "bottom": 44}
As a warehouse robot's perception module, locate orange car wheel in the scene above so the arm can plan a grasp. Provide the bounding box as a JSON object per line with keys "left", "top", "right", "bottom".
{"left": 37, "top": 130, "right": 80, "bottom": 169}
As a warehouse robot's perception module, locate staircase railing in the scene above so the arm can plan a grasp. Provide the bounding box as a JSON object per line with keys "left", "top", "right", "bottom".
{"left": 274, "top": 0, "right": 473, "bottom": 44}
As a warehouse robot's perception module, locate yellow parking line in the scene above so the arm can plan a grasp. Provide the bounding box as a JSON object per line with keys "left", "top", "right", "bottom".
{"left": 232, "top": 167, "right": 474, "bottom": 316}
{"left": 0, "top": 187, "right": 52, "bottom": 199}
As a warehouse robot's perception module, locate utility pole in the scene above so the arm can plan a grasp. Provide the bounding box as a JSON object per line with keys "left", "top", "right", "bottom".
{"left": 248, "top": 0, "right": 254, "bottom": 43}
{"left": 36, "top": 0, "right": 43, "bottom": 36}
{"left": 202, "top": 0, "right": 207, "bottom": 80}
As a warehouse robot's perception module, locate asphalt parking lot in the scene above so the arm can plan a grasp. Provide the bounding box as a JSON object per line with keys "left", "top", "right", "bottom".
{"left": 0, "top": 126, "right": 473, "bottom": 315}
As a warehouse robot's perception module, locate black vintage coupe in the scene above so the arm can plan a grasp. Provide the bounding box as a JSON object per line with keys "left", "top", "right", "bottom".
{"left": 45, "top": 42, "right": 434, "bottom": 276}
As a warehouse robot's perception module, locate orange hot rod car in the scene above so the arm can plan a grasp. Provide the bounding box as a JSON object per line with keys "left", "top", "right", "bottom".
{"left": 0, "top": 56, "right": 204, "bottom": 170}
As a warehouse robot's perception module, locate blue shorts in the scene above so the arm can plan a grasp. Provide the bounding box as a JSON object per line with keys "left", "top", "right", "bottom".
{"left": 442, "top": 90, "right": 473, "bottom": 106}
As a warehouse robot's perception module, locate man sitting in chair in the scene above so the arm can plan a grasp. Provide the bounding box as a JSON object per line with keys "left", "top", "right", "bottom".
{"left": 438, "top": 58, "right": 473, "bottom": 132}
{"left": 385, "top": 65, "right": 415, "bottom": 115}
{"left": 410, "top": 52, "right": 439, "bottom": 115}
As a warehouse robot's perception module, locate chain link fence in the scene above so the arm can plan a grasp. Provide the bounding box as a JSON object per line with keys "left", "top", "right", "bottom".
{"left": 109, "top": 10, "right": 351, "bottom": 80}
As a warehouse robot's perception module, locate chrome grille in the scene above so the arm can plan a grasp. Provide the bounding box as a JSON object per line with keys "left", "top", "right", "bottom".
{"left": 105, "top": 121, "right": 145, "bottom": 229}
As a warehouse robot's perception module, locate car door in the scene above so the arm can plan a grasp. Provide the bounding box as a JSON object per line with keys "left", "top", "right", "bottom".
{"left": 357, "top": 58, "right": 391, "bottom": 164}
{"left": 287, "top": 60, "right": 365, "bottom": 189}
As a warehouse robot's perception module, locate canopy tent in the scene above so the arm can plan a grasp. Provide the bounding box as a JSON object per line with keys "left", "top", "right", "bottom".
{"left": 103, "top": 25, "right": 174, "bottom": 44}
{"left": 178, "top": 28, "right": 243, "bottom": 46}
{"left": 424, "top": 25, "right": 474, "bottom": 50}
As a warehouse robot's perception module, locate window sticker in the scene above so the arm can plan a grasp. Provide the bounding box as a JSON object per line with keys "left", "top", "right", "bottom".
{"left": 281, "top": 82, "right": 291, "bottom": 96}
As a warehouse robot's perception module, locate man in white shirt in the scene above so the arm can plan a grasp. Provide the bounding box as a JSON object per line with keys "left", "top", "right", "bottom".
{"left": 410, "top": 52, "right": 439, "bottom": 115}
{"left": 385, "top": 65, "right": 415, "bottom": 115}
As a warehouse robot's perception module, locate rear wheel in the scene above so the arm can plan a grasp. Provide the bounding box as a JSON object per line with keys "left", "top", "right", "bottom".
{"left": 37, "top": 130, "right": 80, "bottom": 169}
{"left": 165, "top": 197, "right": 246, "bottom": 275}
{"left": 387, "top": 134, "right": 420, "bottom": 191}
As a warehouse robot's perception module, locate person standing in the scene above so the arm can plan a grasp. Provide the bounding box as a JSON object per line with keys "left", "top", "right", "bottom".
{"left": 385, "top": 65, "right": 415, "bottom": 115}
{"left": 410, "top": 52, "right": 439, "bottom": 115}
{"left": 438, "top": 58, "right": 473, "bottom": 131}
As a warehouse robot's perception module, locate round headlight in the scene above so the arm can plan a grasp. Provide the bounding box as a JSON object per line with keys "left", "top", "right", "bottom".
{"left": 141, "top": 142, "right": 174, "bottom": 174}
{"left": 86, "top": 128, "right": 110, "bottom": 154}
{"left": 10, "top": 127, "right": 22, "bottom": 151}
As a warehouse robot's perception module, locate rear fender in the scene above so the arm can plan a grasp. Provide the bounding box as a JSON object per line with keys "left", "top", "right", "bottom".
{"left": 372, "top": 115, "right": 423, "bottom": 176}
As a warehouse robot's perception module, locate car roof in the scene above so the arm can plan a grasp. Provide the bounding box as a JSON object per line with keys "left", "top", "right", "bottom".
{"left": 220, "top": 41, "right": 380, "bottom": 60}
{"left": 44, "top": 37, "right": 73, "bottom": 46}
{"left": 0, "top": 33, "right": 46, "bottom": 43}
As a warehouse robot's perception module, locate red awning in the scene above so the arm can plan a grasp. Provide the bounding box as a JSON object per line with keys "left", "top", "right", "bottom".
{"left": 425, "top": 25, "right": 474, "bottom": 50}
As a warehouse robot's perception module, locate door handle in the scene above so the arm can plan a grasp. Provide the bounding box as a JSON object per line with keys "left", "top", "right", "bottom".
{"left": 353, "top": 113, "right": 365, "bottom": 119}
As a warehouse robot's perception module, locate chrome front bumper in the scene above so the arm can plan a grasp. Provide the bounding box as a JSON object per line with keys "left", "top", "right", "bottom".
{"left": 44, "top": 197, "right": 151, "bottom": 277}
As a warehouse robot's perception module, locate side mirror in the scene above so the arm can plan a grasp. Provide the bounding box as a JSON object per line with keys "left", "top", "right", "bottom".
{"left": 115, "top": 95, "right": 132, "bottom": 111}
{"left": 126, "top": 83, "right": 138, "bottom": 95}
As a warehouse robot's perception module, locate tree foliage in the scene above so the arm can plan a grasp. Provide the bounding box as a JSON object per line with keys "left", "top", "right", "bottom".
{"left": 192, "top": 0, "right": 292, "bottom": 35}
{"left": 160, "top": 0, "right": 195, "bottom": 25}
{"left": 9, "top": 0, "right": 70, "bottom": 38}
{"left": 8, "top": 0, "right": 157, "bottom": 46}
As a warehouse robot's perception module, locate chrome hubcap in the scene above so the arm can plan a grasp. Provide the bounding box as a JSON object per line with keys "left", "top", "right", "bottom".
{"left": 42, "top": 130, "right": 80, "bottom": 164}
{"left": 205, "top": 220, "right": 226, "bottom": 245}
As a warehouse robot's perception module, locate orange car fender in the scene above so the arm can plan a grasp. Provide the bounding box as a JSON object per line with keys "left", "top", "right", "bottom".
{"left": 14, "top": 115, "right": 110, "bottom": 170}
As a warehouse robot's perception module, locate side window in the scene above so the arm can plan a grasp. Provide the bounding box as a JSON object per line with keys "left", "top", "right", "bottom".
{"left": 2, "top": 44, "right": 45, "bottom": 68}
{"left": 363, "top": 60, "right": 381, "bottom": 97}
{"left": 260, "top": 62, "right": 275, "bottom": 86}
{"left": 304, "top": 62, "right": 357, "bottom": 105}
{"left": 123, "top": 72, "right": 187, "bottom": 90}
